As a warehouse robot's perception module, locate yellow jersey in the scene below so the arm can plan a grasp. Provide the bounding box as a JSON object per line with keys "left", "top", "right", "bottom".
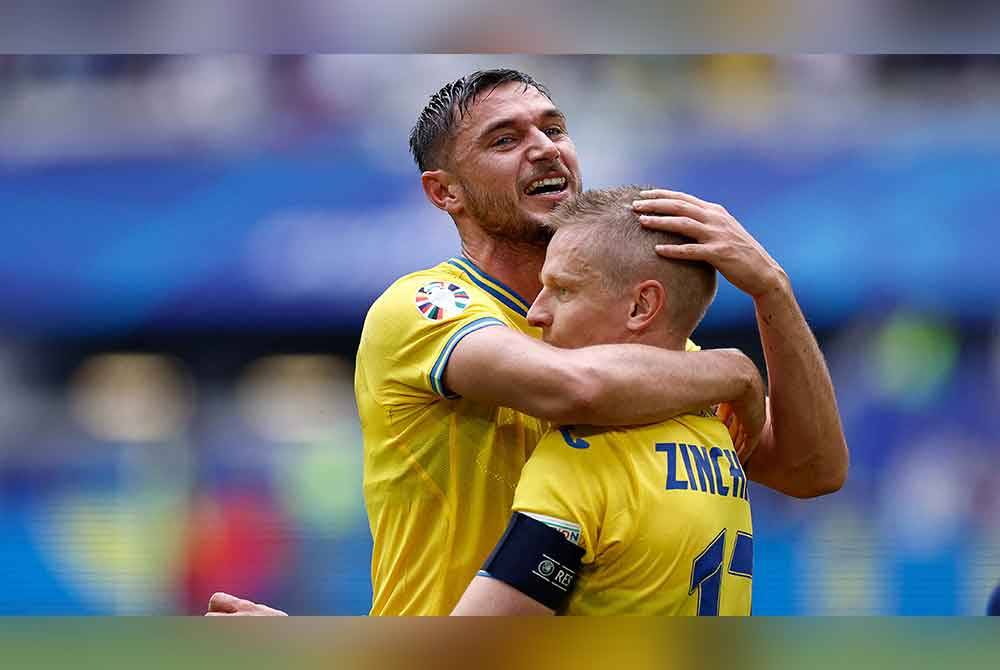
{"left": 356, "top": 256, "right": 546, "bottom": 615}
{"left": 513, "top": 414, "right": 753, "bottom": 615}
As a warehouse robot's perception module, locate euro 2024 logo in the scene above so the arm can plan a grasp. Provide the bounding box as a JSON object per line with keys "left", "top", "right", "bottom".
{"left": 415, "top": 281, "right": 470, "bottom": 321}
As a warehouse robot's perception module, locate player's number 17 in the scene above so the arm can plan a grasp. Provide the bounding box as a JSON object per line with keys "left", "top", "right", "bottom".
{"left": 690, "top": 529, "right": 753, "bottom": 616}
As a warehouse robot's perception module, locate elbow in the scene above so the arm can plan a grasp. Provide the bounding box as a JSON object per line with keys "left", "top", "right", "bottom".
{"left": 824, "top": 440, "right": 850, "bottom": 494}
{"left": 801, "top": 471, "right": 846, "bottom": 498}
{"left": 793, "top": 439, "right": 850, "bottom": 498}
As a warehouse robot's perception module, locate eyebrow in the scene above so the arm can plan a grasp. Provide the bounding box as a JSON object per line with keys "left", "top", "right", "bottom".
{"left": 477, "top": 107, "right": 567, "bottom": 142}
{"left": 541, "top": 265, "right": 582, "bottom": 287}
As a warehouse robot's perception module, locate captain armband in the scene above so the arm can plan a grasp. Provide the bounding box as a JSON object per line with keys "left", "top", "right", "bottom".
{"left": 479, "top": 512, "right": 585, "bottom": 611}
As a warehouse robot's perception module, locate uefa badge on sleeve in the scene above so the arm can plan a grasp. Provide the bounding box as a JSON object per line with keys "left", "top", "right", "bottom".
{"left": 415, "top": 281, "right": 471, "bottom": 321}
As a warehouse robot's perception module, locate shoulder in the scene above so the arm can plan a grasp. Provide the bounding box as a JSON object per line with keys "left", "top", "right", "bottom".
{"left": 367, "top": 266, "right": 458, "bottom": 318}
{"left": 667, "top": 412, "right": 730, "bottom": 439}
{"left": 357, "top": 262, "right": 513, "bottom": 397}
{"left": 523, "top": 426, "right": 621, "bottom": 475}
{"left": 364, "top": 263, "right": 504, "bottom": 329}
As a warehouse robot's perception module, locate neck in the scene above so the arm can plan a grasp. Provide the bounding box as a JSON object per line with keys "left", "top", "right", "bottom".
{"left": 631, "top": 325, "right": 690, "bottom": 352}
{"left": 459, "top": 230, "right": 546, "bottom": 302}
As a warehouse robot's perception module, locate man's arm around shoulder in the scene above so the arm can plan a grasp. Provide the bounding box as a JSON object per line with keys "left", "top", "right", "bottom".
{"left": 444, "top": 325, "right": 761, "bottom": 427}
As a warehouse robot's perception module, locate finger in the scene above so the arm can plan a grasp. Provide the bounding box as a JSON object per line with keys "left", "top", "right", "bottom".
{"left": 637, "top": 189, "right": 715, "bottom": 209}
{"left": 654, "top": 243, "right": 713, "bottom": 261}
{"left": 716, "top": 402, "right": 732, "bottom": 422}
{"left": 735, "top": 435, "right": 748, "bottom": 459}
{"left": 205, "top": 612, "right": 233, "bottom": 617}
{"left": 208, "top": 592, "right": 242, "bottom": 613}
{"left": 728, "top": 417, "right": 740, "bottom": 442}
{"left": 631, "top": 198, "right": 707, "bottom": 221}
{"left": 638, "top": 215, "right": 709, "bottom": 241}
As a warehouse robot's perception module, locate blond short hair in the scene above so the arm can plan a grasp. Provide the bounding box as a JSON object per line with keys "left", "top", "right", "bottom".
{"left": 546, "top": 185, "right": 718, "bottom": 336}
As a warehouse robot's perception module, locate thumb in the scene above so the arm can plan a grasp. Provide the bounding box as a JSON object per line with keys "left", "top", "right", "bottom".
{"left": 208, "top": 592, "right": 244, "bottom": 613}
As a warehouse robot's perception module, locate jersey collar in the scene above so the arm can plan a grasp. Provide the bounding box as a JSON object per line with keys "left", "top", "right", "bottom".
{"left": 446, "top": 256, "right": 531, "bottom": 317}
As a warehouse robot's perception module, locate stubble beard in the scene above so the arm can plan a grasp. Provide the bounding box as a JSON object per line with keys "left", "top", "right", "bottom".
{"left": 459, "top": 177, "right": 553, "bottom": 248}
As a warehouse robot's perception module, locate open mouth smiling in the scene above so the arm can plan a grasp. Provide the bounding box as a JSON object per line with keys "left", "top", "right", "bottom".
{"left": 524, "top": 176, "right": 568, "bottom": 197}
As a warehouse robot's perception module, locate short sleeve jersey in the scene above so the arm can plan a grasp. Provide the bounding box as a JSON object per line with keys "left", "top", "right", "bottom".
{"left": 356, "top": 256, "right": 546, "bottom": 615}
{"left": 513, "top": 414, "right": 753, "bottom": 615}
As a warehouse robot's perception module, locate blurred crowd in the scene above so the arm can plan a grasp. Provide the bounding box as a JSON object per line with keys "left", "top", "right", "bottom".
{"left": 0, "top": 56, "right": 998, "bottom": 614}
{"left": 3, "top": 1, "right": 999, "bottom": 51}
{"left": 3, "top": 55, "right": 1000, "bottom": 165}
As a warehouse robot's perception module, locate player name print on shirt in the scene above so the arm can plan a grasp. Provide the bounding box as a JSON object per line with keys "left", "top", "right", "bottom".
{"left": 414, "top": 281, "right": 471, "bottom": 321}
{"left": 656, "top": 442, "right": 749, "bottom": 501}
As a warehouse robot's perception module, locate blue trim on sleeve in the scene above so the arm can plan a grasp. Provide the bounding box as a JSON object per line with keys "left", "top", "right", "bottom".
{"left": 429, "top": 317, "right": 507, "bottom": 398}
{"left": 447, "top": 258, "right": 530, "bottom": 317}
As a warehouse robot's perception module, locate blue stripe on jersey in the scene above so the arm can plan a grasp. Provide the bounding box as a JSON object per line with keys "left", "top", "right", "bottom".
{"left": 458, "top": 255, "right": 532, "bottom": 312}
{"left": 429, "top": 317, "right": 507, "bottom": 398}
{"left": 447, "top": 257, "right": 531, "bottom": 317}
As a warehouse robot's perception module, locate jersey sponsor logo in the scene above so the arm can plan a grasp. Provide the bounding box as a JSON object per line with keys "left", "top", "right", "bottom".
{"left": 522, "top": 512, "right": 582, "bottom": 545}
{"left": 414, "top": 281, "right": 471, "bottom": 321}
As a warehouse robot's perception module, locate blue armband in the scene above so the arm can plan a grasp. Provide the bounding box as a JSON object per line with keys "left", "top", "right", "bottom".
{"left": 479, "top": 512, "right": 585, "bottom": 611}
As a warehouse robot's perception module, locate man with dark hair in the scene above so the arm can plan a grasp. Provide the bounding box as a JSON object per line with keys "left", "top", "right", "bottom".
{"left": 453, "top": 186, "right": 752, "bottom": 615}
{"left": 409, "top": 70, "right": 552, "bottom": 173}
{"left": 208, "top": 69, "right": 847, "bottom": 616}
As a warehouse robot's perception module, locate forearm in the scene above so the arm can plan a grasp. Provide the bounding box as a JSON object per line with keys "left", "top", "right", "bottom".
{"left": 569, "top": 345, "right": 758, "bottom": 426}
{"left": 748, "top": 275, "right": 848, "bottom": 496}
{"left": 451, "top": 576, "right": 553, "bottom": 616}
{"left": 446, "top": 327, "right": 756, "bottom": 427}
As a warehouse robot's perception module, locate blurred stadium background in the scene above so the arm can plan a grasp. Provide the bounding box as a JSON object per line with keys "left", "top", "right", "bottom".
{"left": 0, "top": 55, "right": 998, "bottom": 615}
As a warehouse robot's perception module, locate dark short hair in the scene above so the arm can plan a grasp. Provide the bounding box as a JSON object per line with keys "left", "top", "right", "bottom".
{"left": 409, "top": 69, "right": 552, "bottom": 172}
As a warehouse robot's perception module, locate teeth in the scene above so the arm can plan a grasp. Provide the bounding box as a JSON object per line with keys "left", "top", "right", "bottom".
{"left": 527, "top": 177, "right": 566, "bottom": 194}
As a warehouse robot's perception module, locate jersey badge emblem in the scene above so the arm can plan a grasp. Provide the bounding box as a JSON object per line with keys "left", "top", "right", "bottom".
{"left": 415, "top": 281, "right": 471, "bottom": 321}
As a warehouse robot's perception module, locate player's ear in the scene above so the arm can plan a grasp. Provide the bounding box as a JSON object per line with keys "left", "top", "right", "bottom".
{"left": 626, "top": 280, "right": 665, "bottom": 333}
{"left": 421, "top": 170, "right": 462, "bottom": 214}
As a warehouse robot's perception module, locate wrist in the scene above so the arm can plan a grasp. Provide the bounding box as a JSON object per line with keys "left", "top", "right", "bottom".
{"left": 719, "top": 348, "right": 759, "bottom": 400}
{"left": 751, "top": 267, "right": 792, "bottom": 304}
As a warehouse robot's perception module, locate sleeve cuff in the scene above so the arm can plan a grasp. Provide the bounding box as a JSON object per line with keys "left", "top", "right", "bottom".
{"left": 428, "top": 317, "right": 507, "bottom": 398}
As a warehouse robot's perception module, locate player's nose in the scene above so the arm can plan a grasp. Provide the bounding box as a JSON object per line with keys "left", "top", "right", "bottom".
{"left": 527, "top": 128, "right": 560, "bottom": 163}
{"left": 527, "top": 300, "right": 551, "bottom": 329}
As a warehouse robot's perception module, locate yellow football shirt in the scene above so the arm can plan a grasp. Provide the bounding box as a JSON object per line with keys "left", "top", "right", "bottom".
{"left": 513, "top": 414, "right": 753, "bottom": 616}
{"left": 356, "top": 256, "right": 546, "bottom": 615}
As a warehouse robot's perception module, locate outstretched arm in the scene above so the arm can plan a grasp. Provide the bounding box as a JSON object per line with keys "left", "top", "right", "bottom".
{"left": 636, "top": 188, "right": 848, "bottom": 497}
{"left": 445, "top": 326, "right": 763, "bottom": 428}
